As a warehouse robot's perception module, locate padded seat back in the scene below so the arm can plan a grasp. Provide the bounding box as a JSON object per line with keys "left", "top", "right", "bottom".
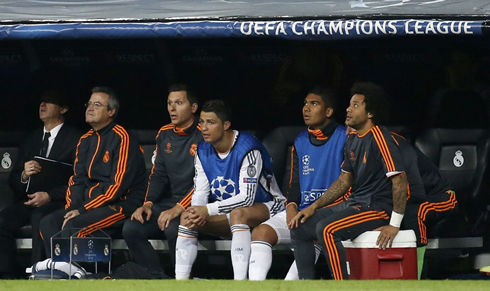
{"left": 262, "top": 126, "right": 305, "bottom": 193}
{"left": 128, "top": 129, "right": 158, "bottom": 179}
{"left": 387, "top": 125, "right": 413, "bottom": 144}
{"left": 0, "top": 147, "right": 20, "bottom": 211}
{"left": 415, "top": 128, "right": 490, "bottom": 228}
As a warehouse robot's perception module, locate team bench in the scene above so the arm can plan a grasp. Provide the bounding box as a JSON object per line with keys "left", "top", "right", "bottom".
{"left": 2, "top": 127, "right": 488, "bottom": 265}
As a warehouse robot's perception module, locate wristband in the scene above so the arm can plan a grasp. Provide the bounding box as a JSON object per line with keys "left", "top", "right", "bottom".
{"left": 389, "top": 211, "right": 404, "bottom": 228}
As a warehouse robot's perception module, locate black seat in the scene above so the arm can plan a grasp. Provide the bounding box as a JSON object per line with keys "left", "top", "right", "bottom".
{"left": 415, "top": 128, "right": 490, "bottom": 248}
{"left": 261, "top": 126, "right": 305, "bottom": 192}
{"left": 387, "top": 125, "right": 413, "bottom": 144}
{"left": 0, "top": 147, "right": 21, "bottom": 212}
{"left": 128, "top": 129, "right": 159, "bottom": 179}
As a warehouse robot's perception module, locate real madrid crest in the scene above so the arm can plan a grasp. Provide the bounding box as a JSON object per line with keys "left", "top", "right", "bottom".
{"left": 104, "top": 244, "right": 109, "bottom": 256}
{"left": 73, "top": 243, "right": 78, "bottom": 255}
{"left": 453, "top": 150, "right": 464, "bottom": 167}
{"left": 247, "top": 165, "right": 256, "bottom": 177}
{"left": 55, "top": 244, "right": 61, "bottom": 256}
{"left": 1, "top": 152, "right": 11, "bottom": 169}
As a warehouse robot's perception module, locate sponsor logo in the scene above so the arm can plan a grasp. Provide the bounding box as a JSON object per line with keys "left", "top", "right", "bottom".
{"left": 103, "top": 151, "right": 110, "bottom": 163}
{"left": 349, "top": 151, "right": 356, "bottom": 161}
{"left": 164, "top": 142, "right": 172, "bottom": 153}
{"left": 243, "top": 177, "right": 257, "bottom": 183}
{"left": 190, "top": 144, "right": 197, "bottom": 156}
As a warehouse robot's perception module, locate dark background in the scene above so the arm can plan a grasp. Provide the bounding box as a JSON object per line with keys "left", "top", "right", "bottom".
{"left": 1, "top": 33, "right": 489, "bottom": 135}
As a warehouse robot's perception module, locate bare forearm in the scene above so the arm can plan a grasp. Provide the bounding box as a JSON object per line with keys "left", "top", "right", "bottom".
{"left": 311, "top": 176, "right": 350, "bottom": 210}
{"left": 391, "top": 173, "right": 407, "bottom": 214}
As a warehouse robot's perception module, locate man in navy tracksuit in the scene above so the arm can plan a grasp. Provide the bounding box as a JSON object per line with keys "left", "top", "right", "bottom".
{"left": 40, "top": 86, "right": 146, "bottom": 258}
{"left": 122, "top": 84, "right": 203, "bottom": 278}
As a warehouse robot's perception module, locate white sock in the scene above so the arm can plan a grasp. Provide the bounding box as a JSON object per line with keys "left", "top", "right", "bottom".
{"left": 248, "top": 241, "right": 272, "bottom": 281}
{"left": 175, "top": 226, "right": 198, "bottom": 280}
{"left": 284, "top": 244, "right": 322, "bottom": 280}
{"left": 32, "top": 258, "right": 86, "bottom": 277}
{"left": 231, "top": 224, "right": 251, "bottom": 280}
{"left": 285, "top": 260, "right": 299, "bottom": 281}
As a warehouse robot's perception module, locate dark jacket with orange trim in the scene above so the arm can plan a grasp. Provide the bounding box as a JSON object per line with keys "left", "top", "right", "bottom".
{"left": 65, "top": 122, "right": 146, "bottom": 216}
{"left": 144, "top": 117, "right": 202, "bottom": 212}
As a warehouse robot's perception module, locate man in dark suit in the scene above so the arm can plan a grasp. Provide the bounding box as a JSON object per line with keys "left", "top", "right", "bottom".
{"left": 0, "top": 91, "right": 81, "bottom": 278}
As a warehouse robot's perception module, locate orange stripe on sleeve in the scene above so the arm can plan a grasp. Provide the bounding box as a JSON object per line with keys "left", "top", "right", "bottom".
{"left": 288, "top": 146, "right": 295, "bottom": 188}
{"left": 372, "top": 126, "right": 396, "bottom": 172}
{"left": 177, "top": 189, "right": 194, "bottom": 209}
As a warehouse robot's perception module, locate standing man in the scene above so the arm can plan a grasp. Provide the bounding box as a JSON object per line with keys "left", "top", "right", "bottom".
{"left": 248, "top": 87, "right": 347, "bottom": 280}
{"left": 290, "top": 82, "right": 409, "bottom": 280}
{"left": 175, "top": 100, "right": 285, "bottom": 280}
{"left": 0, "top": 91, "right": 81, "bottom": 278}
{"left": 122, "top": 84, "right": 202, "bottom": 278}
{"left": 40, "top": 86, "right": 147, "bottom": 258}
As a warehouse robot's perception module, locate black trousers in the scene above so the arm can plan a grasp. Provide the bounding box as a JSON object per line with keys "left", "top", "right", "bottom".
{"left": 292, "top": 202, "right": 389, "bottom": 280}
{"left": 122, "top": 212, "right": 179, "bottom": 277}
{"left": 0, "top": 200, "right": 64, "bottom": 274}
{"left": 402, "top": 191, "right": 457, "bottom": 247}
{"left": 40, "top": 205, "right": 128, "bottom": 258}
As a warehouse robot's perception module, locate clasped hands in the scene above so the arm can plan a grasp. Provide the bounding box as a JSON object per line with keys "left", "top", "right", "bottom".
{"left": 181, "top": 206, "right": 209, "bottom": 230}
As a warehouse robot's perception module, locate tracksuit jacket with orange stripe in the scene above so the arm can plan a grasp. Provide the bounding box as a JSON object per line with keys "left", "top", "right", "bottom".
{"left": 65, "top": 122, "right": 147, "bottom": 215}
{"left": 144, "top": 118, "right": 202, "bottom": 211}
{"left": 342, "top": 125, "right": 405, "bottom": 211}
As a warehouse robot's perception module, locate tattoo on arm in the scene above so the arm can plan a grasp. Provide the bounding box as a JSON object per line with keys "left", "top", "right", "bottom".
{"left": 312, "top": 173, "right": 351, "bottom": 209}
{"left": 391, "top": 172, "right": 408, "bottom": 214}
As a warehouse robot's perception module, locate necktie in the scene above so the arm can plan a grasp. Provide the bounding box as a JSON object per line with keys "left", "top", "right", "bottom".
{"left": 40, "top": 132, "right": 51, "bottom": 157}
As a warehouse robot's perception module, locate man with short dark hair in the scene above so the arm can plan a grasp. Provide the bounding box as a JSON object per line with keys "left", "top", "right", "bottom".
{"left": 122, "top": 84, "right": 202, "bottom": 278}
{"left": 290, "top": 82, "right": 411, "bottom": 280}
{"left": 174, "top": 99, "right": 286, "bottom": 280}
{"left": 40, "top": 86, "right": 147, "bottom": 258}
{"left": 0, "top": 91, "right": 81, "bottom": 278}
{"left": 248, "top": 87, "right": 347, "bottom": 280}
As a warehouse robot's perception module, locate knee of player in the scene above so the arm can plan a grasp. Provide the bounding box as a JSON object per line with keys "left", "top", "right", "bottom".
{"left": 315, "top": 222, "right": 333, "bottom": 239}
{"left": 251, "top": 224, "right": 278, "bottom": 245}
{"left": 229, "top": 207, "right": 252, "bottom": 225}
{"left": 179, "top": 211, "right": 190, "bottom": 225}
{"left": 121, "top": 220, "right": 138, "bottom": 239}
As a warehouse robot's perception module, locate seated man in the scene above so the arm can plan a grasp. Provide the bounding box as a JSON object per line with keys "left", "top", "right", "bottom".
{"left": 174, "top": 99, "right": 286, "bottom": 280}
{"left": 289, "top": 82, "right": 414, "bottom": 280}
{"left": 122, "top": 84, "right": 202, "bottom": 278}
{"left": 395, "top": 137, "right": 457, "bottom": 247}
{"left": 248, "top": 87, "right": 347, "bottom": 280}
{"left": 40, "top": 86, "right": 147, "bottom": 258}
{"left": 0, "top": 91, "right": 81, "bottom": 278}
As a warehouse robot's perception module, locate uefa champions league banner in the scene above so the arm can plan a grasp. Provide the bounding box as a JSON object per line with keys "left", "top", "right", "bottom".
{"left": 0, "top": 20, "right": 483, "bottom": 40}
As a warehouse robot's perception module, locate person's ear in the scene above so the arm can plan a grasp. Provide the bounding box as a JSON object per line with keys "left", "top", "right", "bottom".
{"left": 60, "top": 107, "right": 68, "bottom": 115}
{"left": 108, "top": 108, "right": 116, "bottom": 118}
{"left": 223, "top": 120, "right": 231, "bottom": 131}
{"left": 367, "top": 112, "right": 374, "bottom": 119}
{"left": 325, "top": 107, "right": 334, "bottom": 118}
{"left": 191, "top": 103, "right": 198, "bottom": 114}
